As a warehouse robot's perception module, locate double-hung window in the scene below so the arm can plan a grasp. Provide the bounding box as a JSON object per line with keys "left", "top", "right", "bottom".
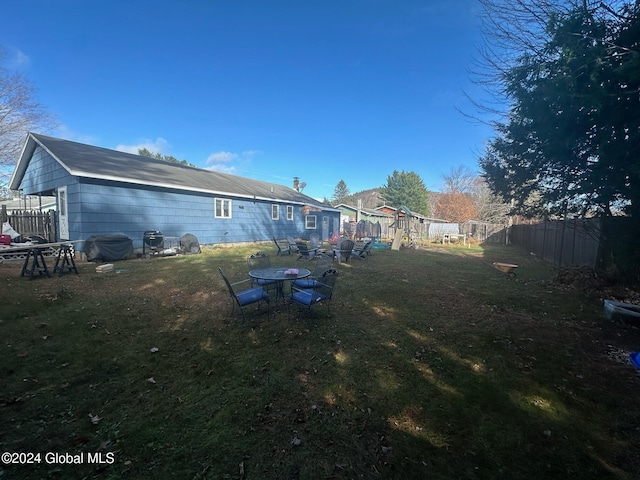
{"left": 305, "top": 215, "right": 317, "bottom": 229}
{"left": 286, "top": 205, "right": 294, "bottom": 221}
{"left": 272, "top": 204, "right": 279, "bottom": 220}
{"left": 215, "top": 198, "right": 232, "bottom": 218}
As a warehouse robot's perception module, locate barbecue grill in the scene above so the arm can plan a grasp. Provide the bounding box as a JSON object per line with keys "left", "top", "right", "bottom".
{"left": 143, "top": 230, "right": 163, "bottom": 256}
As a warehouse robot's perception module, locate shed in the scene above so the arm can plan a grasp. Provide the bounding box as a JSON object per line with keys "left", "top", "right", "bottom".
{"left": 9, "top": 133, "right": 340, "bottom": 249}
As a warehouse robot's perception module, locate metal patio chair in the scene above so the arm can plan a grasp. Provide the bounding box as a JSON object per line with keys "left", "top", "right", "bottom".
{"left": 292, "top": 253, "right": 333, "bottom": 289}
{"left": 247, "top": 251, "right": 278, "bottom": 295}
{"left": 289, "top": 268, "right": 338, "bottom": 318}
{"left": 219, "top": 267, "right": 271, "bottom": 321}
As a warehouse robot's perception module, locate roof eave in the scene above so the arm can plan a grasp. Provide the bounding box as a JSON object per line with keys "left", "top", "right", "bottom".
{"left": 9, "top": 134, "right": 36, "bottom": 190}
{"left": 9, "top": 133, "right": 74, "bottom": 190}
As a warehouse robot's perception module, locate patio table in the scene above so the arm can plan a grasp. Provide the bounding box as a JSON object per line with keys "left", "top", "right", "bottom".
{"left": 249, "top": 267, "right": 311, "bottom": 304}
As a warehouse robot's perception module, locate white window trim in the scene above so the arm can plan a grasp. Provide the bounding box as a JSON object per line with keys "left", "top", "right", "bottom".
{"left": 305, "top": 215, "right": 317, "bottom": 229}
{"left": 215, "top": 198, "right": 232, "bottom": 218}
{"left": 286, "top": 205, "right": 294, "bottom": 221}
{"left": 272, "top": 204, "right": 279, "bottom": 220}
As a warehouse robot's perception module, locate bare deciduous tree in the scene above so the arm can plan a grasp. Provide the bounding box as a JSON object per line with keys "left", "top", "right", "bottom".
{"left": 442, "top": 165, "right": 477, "bottom": 194}
{"left": 469, "top": 177, "right": 511, "bottom": 224}
{"left": 0, "top": 48, "right": 57, "bottom": 195}
{"left": 439, "top": 165, "right": 510, "bottom": 224}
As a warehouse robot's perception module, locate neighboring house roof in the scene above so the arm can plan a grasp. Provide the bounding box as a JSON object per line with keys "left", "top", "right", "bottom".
{"left": 0, "top": 195, "right": 56, "bottom": 211}
{"left": 333, "top": 203, "right": 393, "bottom": 218}
{"left": 10, "top": 133, "right": 337, "bottom": 210}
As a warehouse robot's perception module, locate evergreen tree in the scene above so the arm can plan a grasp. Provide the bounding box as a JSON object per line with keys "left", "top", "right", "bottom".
{"left": 138, "top": 148, "right": 195, "bottom": 167}
{"left": 332, "top": 180, "right": 350, "bottom": 204}
{"left": 479, "top": 1, "right": 640, "bottom": 220}
{"left": 379, "top": 170, "right": 430, "bottom": 216}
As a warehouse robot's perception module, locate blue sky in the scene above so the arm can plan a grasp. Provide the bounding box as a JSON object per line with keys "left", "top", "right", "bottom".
{"left": 4, "top": 0, "right": 494, "bottom": 200}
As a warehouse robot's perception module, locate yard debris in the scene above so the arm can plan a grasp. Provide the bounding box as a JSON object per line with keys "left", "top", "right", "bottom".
{"left": 606, "top": 348, "right": 632, "bottom": 365}
{"left": 150, "top": 347, "right": 159, "bottom": 353}
{"left": 291, "top": 430, "right": 302, "bottom": 446}
{"left": 88, "top": 413, "right": 101, "bottom": 425}
{"left": 146, "top": 377, "right": 157, "bottom": 384}
{"left": 554, "top": 266, "right": 610, "bottom": 292}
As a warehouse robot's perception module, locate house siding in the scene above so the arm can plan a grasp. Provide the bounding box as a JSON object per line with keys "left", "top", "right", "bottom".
{"left": 19, "top": 146, "right": 71, "bottom": 194}
{"left": 15, "top": 139, "right": 340, "bottom": 247}
{"left": 72, "top": 181, "right": 337, "bottom": 248}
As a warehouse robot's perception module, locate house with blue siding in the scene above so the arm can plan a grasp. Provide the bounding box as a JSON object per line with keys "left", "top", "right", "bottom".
{"left": 9, "top": 133, "right": 340, "bottom": 249}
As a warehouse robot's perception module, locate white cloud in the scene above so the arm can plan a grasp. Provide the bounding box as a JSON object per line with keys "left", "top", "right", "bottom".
{"left": 204, "top": 149, "right": 262, "bottom": 174}
{"left": 115, "top": 137, "right": 169, "bottom": 155}
{"left": 50, "top": 124, "right": 100, "bottom": 145}
{"left": 205, "top": 151, "right": 239, "bottom": 174}
{"left": 206, "top": 151, "right": 237, "bottom": 164}
{"left": 241, "top": 150, "right": 261, "bottom": 158}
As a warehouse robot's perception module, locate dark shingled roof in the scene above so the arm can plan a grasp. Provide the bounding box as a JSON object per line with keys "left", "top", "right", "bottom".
{"left": 11, "top": 133, "right": 334, "bottom": 209}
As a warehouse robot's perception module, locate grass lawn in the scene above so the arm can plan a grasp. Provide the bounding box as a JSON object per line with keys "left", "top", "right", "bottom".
{"left": 1, "top": 242, "right": 639, "bottom": 479}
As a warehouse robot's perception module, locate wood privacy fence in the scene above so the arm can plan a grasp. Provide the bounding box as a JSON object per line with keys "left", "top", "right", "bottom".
{"left": 0, "top": 205, "right": 56, "bottom": 242}
{"left": 510, "top": 219, "right": 602, "bottom": 269}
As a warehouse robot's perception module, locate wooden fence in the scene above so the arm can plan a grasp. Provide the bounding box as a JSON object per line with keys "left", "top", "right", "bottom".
{"left": 0, "top": 205, "right": 56, "bottom": 242}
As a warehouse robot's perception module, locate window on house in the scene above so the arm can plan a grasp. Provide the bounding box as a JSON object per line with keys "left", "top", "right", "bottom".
{"left": 305, "top": 215, "right": 317, "bottom": 229}
{"left": 286, "top": 205, "right": 294, "bottom": 221}
{"left": 272, "top": 204, "right": 279, "bottom": 220}
{"left": 215, "top": 198, "right": 232, "bottom": 218}
{"left": 59, "top": 189, "right": 66, "bottom": 216}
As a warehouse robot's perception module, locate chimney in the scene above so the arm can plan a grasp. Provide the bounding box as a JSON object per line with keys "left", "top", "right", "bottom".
{"left": 293, "top": 177, "right": 300, "bottom": 191}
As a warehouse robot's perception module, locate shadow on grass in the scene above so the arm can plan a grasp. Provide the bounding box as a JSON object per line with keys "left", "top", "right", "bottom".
{"left": 0, "top": 243, "right": 638, "bottom": 479}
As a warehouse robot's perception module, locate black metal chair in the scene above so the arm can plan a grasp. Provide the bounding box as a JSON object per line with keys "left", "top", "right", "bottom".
{"left": 292, "top": 253, "right": 333, "bottom": 289}
{"left": 247, "top": 251, "right": 278, "bottom": 294}
{"left": 289, "top": 268, "right": 338, "bottom": 318}
{"left": 219, "top": 267, "right": 270, "bottom": 321}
